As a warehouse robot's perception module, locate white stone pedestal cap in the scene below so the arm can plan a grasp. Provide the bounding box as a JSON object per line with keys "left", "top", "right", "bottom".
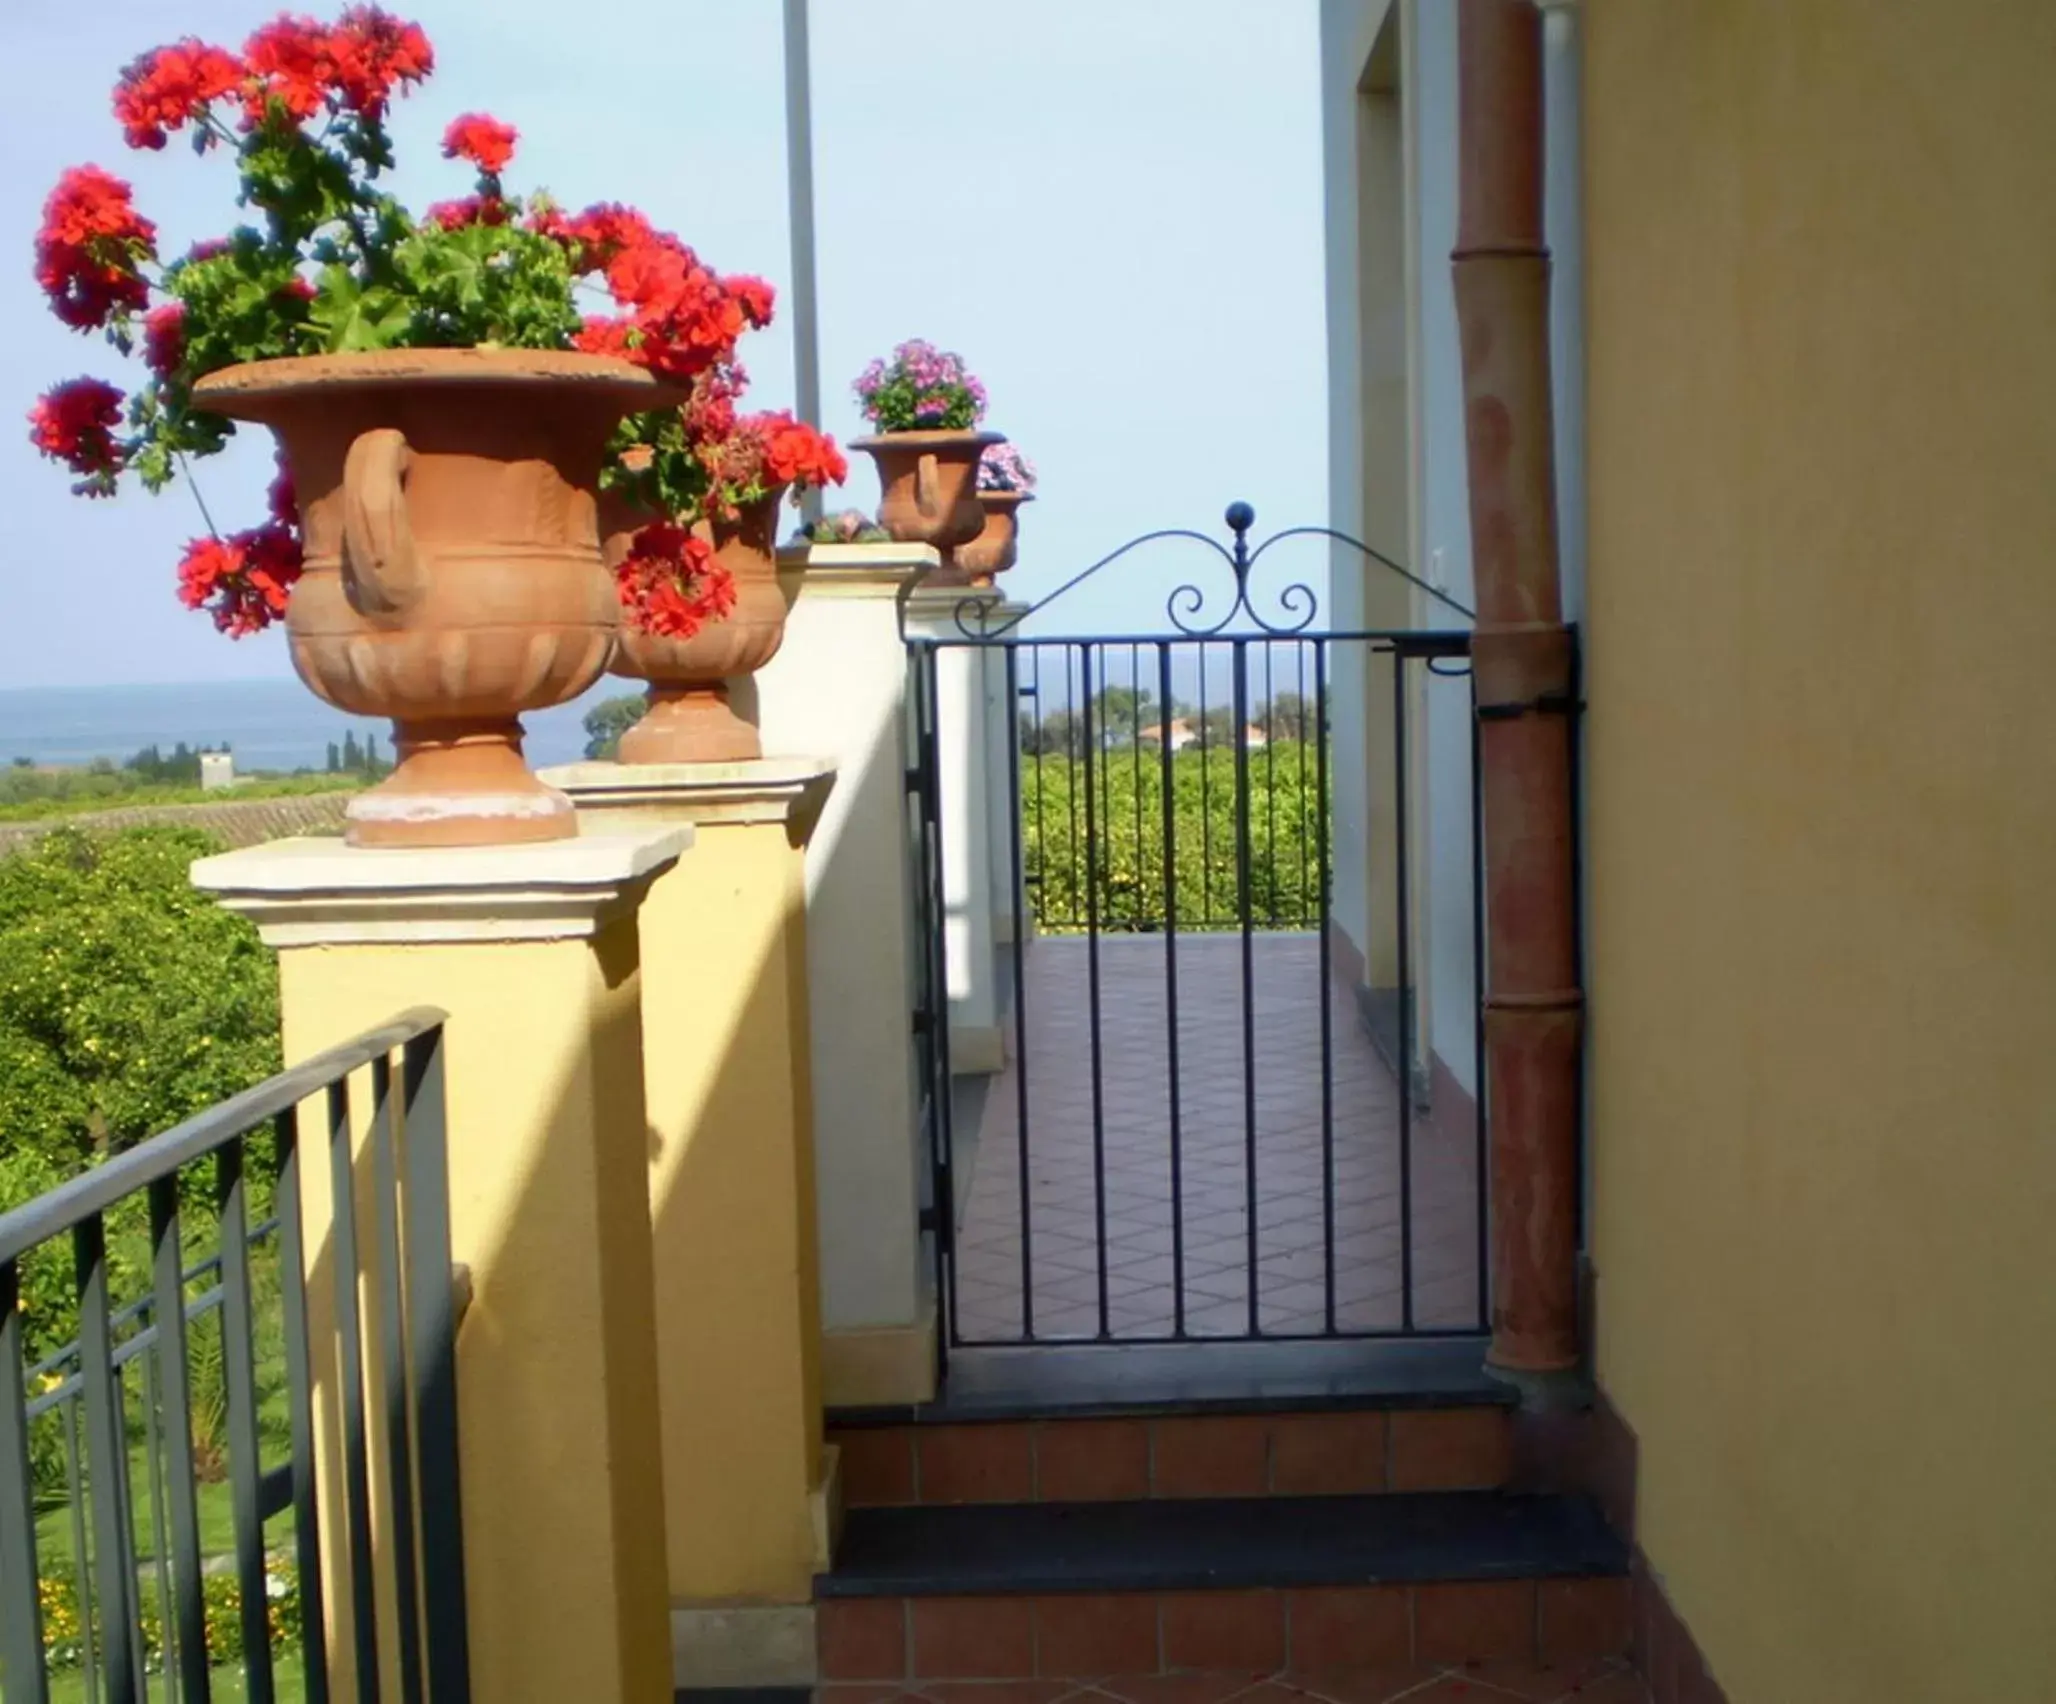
{"left": 774, "top": 540, "right": 938, "bottom": 595}
{"left": 539, "top": 758, "right": 836, "bottom": 839}
{"left": 190, "top": 829, "right": 692, "bottom": 947}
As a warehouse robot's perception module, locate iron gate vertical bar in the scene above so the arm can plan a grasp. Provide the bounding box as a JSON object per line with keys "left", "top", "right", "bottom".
{"left": 402, "top": 1027, "right": 472, "bottom": 1703}
{"left": 328, "top": 1077, "right": 382, "bottom": 1703}
{"left": 926, "top": 646, "right": 959, "bottom": 1357}
{"left": 62, "top": 1397, "right": 95, "bottom": 1698}
{"left": 1157, "top": 642, "right": 1187, "bottom": 1338}
{"left": 1470, "top": 663, "right": 1491, "bottom": 1330}
{"left": 1298, "top": 643, "right": 1314, "bottom": 924}
{"left": 1077, "top": 643, "right": 1111, "bottom": 1339}
{"left": 1131, "top": 642, "right": 1146, "bottom": 931}
{"left": 219, "top": 1134, "right": 279, "bottom": 1703}
{"left": 1233, "top": 638, "right": 1260, "bottom": 1334}
{"left": 140, "top": 1326, "right": 177, "bottom": 1690}
{"left": 1198, "top": 650, "right": 1213, "bottom": 922}
{"left": 1264, "top": 643, "right": 1278, "bottom": 926}
{"left": 150, "top": 1173, "right": 213, "bottom": 1702}
{"left": 1393, "top": 653, "right": 1416, "bottom": 1331}
{"left": 272, "top": 1107, "right": 332, "bottom": 1704}
{"left": 75, "top": 1211, "right": 140, "bottom": 1704}
{"left": 1004, "top": 644, "right": 1036, "bottom": 1341}
{"left": 1315, "top": 643, "right": 1338, "bottom": 1334}
{"left": 369, "top": 1054, "right": 426, "bottom": 1704}
{"left": 0, "top": 1258, "right": 49, "bottom": 1702}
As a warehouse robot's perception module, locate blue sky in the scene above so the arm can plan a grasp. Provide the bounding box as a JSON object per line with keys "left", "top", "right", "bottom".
{"left": 2, "top": 0, "right": 1328, "bottom": 689}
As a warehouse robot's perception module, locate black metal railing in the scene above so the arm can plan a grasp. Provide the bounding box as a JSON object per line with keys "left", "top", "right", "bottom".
{"left": 0, "top": 1009, "right": 471, "bottom": 1703}
{"left": 907, "top": 504, "right": 1500, "bottom": 1352}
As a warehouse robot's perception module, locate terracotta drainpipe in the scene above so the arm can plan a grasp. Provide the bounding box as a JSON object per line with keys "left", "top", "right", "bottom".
{"left": 1452, "top": 0, "right": 1584, "bottom": 1383}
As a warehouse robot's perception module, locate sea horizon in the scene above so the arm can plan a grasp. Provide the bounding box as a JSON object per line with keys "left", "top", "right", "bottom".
{"left": 0, "top": 676, "right": 626, "bottom": 775}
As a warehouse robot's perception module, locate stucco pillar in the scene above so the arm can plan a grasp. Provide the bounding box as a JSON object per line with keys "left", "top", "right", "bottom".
{"left": 904, "top": 585, "right": 1005, "bottom": 1075}
{"left": 539, "top": 758, "right": 837, "bottom": 1685}
{"left": 192, "top": 830, "right": 687, "bottom": 1704}
{"left": 751, "top": 543, "right": 938, "bottom": 1406}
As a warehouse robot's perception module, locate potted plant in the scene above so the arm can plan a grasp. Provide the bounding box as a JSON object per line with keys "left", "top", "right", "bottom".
{"left": 956, "top": 441, "right": 1037, "bottom": 586}
{"left": 796, "top": 508, "right": 892, "bottom": 546}
{"left": 848, "top": 340, "right": 1001, "bottom": 555}
{"left": 27, "top": 8, "right": 774, "bottom": 846}
{"left": 600, "top": 374, "right": 846, "bottom": 763}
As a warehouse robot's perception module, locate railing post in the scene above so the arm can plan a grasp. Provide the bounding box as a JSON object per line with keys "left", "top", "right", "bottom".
{"left": 194, "top": 830, "right": 692, "bottom": 1704}
{"left": 749, "top": 541, "right": 939, "bottom": 1407}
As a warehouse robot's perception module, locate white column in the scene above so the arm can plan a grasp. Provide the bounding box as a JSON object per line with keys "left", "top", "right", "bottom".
{"left": 752, "top": 542, "right": 938, "bottom": 1405}
{"left": 903, "top": 586, "right": 1005, "bottom": 1076}
{"left": 981, "top": 602, "right": 1031, "bottom": 952}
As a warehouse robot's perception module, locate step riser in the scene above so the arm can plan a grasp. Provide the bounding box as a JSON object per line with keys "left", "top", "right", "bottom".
{"left": 833, "top": 1409, "right": 1511, "bottom": 1507}
{"left": 819, "top": 1579, "right": 1631, "bottom": 1681}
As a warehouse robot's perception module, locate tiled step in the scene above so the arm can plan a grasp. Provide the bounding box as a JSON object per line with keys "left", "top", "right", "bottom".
{"left": 825, "top": 1665, "right": 1653, "bottom": 1704}
{"left": 829, "top": 1406, "right": 1514, "bottom": 1507}
{"left": 816, "top": 1492, "right": 1630, "bottom": 1681}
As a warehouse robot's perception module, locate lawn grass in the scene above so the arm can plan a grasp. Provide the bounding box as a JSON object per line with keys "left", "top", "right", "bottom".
{"left": 32, "top": 1447, "right": 258, "bottom": 1575}
{"left": 44, "top": 1650, "right": 307, "bottom": 1702}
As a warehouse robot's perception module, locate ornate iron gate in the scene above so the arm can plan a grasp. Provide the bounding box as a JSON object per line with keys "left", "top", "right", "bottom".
{"left": 908, "top": 505, "right": 1496, "bottom": 1357}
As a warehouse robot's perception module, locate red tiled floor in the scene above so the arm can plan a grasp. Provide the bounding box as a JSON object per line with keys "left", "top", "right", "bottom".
{"left": 952, "top": 935, "right": 1482, "bottom": 1342}
{"left": 834, "top": 1660, "right": 1653, "bottom": 1704}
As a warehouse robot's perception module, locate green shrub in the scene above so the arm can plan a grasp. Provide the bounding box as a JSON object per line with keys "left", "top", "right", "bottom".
{"left": 0, "top": 826, "right": 280, "bottom": 1399}
{"left": 1020, "top": 742, "right": 1327, "bottom": 931}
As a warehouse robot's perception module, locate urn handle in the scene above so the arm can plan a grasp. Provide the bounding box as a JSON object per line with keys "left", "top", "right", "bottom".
{"left": 341, "top": 426, "right": 424, "bottom": 623}
{"left": 915, "top": 451, "right": 942, "bottom": 520}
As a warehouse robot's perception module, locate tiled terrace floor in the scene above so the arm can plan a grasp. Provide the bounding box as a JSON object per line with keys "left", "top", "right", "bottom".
{"left": 824, "top": 1660, "right": 1653, "bottom": 1704}
{"left": 951, "top": 934, "right": 1483, "bottom": 1343}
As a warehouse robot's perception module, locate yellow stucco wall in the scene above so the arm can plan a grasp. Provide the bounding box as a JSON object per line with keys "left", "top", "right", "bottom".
{"left": 1582, "top": 5, "right": 2056, "bottom": 1699}
{"left": 633, "top": 815, "right": 826, "bottom": 1604}
{"left": 280, "top": 925, "right": 673, "bottom": 1704}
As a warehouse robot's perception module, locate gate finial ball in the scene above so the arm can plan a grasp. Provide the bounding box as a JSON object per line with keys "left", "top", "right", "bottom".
{"left": 1225, "top": 501, "right": 1256, "bottom": 537}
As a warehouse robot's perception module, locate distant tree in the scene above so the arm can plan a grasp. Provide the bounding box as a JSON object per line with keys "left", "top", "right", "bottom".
{"left": 1264, "top": 692, "right": 1313, "bottom": 744}
{"left": 326, "top": 741, "right": 341, "bottom": 773}
{"left": 1090, "top": 685, "right": 1157, "bottom": 749}
{"left": 10, "top": 757, "right": 31, "bottom": 769}
{"left": 362, "top": 733, "right": 389, "bottom": 778}
{"left": 582, "top": 694, "right": 647, "bottom": 760}
{"left": 341, "top": 730, "right": 363, "bottom": 772}
{"left": 1020, "top": 708, "right": 1082, "bottom": 759}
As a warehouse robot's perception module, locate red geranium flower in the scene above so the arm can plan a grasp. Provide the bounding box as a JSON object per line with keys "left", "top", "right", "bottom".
{"left": 426, "top": 194, "right": 509, "bottom": 231}
{"left": 142, "top": 302, "right": 186, "bottom": 379}
{"left": 756, "top": 411, "right": 847, "bottom": 490}
{"left": 240, "top": 15, "right": 334, "bottom": 122}
{"left": 35, "top": 166, "right": 156, "bottom": 330}
{"left": 549, "top": 202, "right": 655, "bottom": 271}
{"left": 242, "top": 7, "right": 430, "bottom": 126}
{"left": 176, "top": 523, "right": 303, "bottom": 635}
{"left": 615, "top": 521, "right": 736, "bottom": 641}
{"left": 442, "top": 112, "right": 516, "bottom": 175}
{"left": 429, "top": 195, "right": 507, "bottom": 230}
{"left": 113, "top": 38, "right": 243, "bottom": 150}
{"left": 328, "top": 6, "right": 432, "bottom": 116}
{"left": 28, "top": 377, "right": 127, "bottom": 494}
{"left": 267, "top": 454, "right": 298, "bottom": 526}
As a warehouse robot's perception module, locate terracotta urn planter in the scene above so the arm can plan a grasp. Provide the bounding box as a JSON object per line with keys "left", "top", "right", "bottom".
{"left": 850, "top": 429, "right": 1002, "bottom": 554}
{"left": 194, "top": 349, "right": 679, "bottom": 848}
{"left": 956, "top": 490, "right": 1033, "bottom": 587}
{"left": 605, "top": 486, "right": 798, "bottom": 764}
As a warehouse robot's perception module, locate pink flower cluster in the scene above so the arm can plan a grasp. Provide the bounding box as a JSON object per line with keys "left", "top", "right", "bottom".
{"left": 977, "top": 441, "right": 1036, "bottom": 494}
{"left": 852, "top": 338, "right": 988, "bottom": 432}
